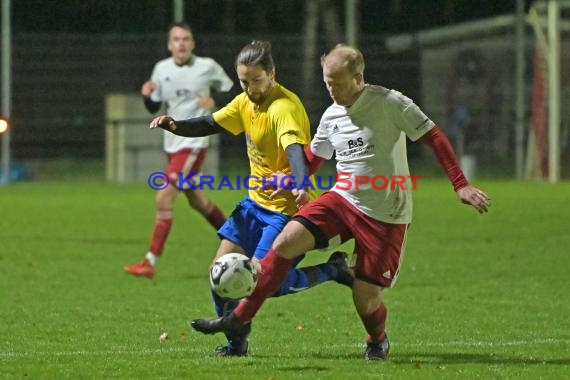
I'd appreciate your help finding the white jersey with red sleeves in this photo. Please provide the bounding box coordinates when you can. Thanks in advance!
[310,85,434,224]
[149,56,233,153]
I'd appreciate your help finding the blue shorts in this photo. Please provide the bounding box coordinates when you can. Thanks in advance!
[218,196,300,262]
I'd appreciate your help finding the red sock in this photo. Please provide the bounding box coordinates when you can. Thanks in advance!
[204,204,226,229]
[233,249,294,322]
[361,303,388,343]
[148,208,173,256]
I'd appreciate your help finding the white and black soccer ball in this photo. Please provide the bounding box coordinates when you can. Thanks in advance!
[210,253,258,300]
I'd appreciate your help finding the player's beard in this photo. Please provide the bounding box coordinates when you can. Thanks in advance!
[246,82,274,105]
[246,92,267,105]
[247,88,271,106]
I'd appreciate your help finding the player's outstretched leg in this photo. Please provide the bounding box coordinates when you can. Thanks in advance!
[193,248,297,354]
[326,251,354,287]
[271,251,354,296]
[193,313,251,356]
[210,289,248,356]
[192,312,250,340]
[215,341,249,357]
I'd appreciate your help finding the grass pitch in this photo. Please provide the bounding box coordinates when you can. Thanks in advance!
[1,179,569,379]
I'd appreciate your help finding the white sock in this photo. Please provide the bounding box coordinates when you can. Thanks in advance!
[145,252,158,267]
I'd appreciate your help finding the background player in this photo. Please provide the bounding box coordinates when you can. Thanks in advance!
[124,23,234,279]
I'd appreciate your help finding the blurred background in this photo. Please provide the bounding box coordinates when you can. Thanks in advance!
[0,0,568,183]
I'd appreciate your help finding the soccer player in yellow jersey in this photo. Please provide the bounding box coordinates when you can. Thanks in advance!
[150,41,353,356]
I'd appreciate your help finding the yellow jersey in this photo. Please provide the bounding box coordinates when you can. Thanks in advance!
[213,83,316,216]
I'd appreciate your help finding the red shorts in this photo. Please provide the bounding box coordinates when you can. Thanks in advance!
[294,191,409,288]
[166,148,207,189]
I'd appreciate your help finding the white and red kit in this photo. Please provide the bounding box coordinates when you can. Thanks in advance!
[311,85,434,224]
[149,56,234,153]
[296,85,466,287]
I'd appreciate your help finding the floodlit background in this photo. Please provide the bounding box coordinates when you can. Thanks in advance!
[1,0,568,183]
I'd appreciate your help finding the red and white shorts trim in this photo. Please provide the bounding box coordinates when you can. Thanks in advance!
[294,191,409,288]
[166,148,207,190]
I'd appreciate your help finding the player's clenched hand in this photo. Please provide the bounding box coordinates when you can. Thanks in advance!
[150,116,176,130]
[141,80,156,97]
[457,185,491,213]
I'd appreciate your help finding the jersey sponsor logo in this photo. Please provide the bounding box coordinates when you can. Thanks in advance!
[337,143,376,158]
[347,137,364,149]
[176,89,191,97]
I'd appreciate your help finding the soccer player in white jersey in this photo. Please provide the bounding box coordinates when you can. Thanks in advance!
[191,44,491,360]
[124,23,234,279]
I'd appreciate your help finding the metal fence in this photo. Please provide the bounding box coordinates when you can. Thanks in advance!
[1,31,568,178]
[0,33,416,159]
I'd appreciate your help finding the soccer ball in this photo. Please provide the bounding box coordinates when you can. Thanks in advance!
[210,253,258,300]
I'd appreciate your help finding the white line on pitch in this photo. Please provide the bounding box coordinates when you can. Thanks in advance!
[402,338,569,348]
[1,338,568,358]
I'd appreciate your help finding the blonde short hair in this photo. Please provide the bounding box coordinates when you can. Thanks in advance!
[321,44,365,75]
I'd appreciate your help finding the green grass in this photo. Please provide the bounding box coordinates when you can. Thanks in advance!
[1,179,569,379]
